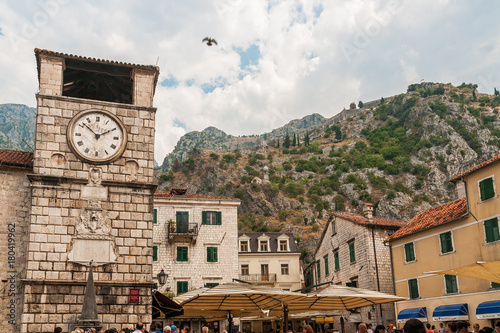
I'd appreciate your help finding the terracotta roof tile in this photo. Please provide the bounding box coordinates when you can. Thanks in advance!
[386,198,468,242]
[0,149,33,167]
[450,154,500,182]
[154,192,237,201]
[333,212,406,228]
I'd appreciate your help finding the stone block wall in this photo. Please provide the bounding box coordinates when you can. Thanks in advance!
[153,197,240,293]
[0,167,31,331]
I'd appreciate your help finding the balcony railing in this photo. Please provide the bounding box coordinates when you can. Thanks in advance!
[167,222,198,244]
[238,274,277,283]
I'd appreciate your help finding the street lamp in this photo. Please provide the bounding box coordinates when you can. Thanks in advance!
[157,269,167,286]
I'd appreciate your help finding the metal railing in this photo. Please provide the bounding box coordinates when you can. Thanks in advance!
[238,273,277,283]
[167,222,199,235]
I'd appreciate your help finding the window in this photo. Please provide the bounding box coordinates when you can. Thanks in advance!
[176,211,189,233]
[445,275,458,294]
[153,209,157,224]
[177,246,188,262]
[404,243,415,262]
[408,278,419,299]
[348,240,355,263]
[316,262,321,279]
[202,211,222,225]
[177,281,188,295]
[240,241,249,252]
[346,278,358,288]
[440,231,454,254]
[153,245,158,261]
[261,264,269,281]
[205,283,219,288]
[241,265,249,275]
[260,241,268,252]
[334,251,340,271]
[281,264,289,275]
[279,240,288,251]
[324,255,329,276]
[479,177,495,201]
[491,282,500,289]
[207,247,218,262]
[331,220,336,235]
[485,217,500,243]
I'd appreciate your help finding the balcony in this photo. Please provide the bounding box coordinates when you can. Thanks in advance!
[238,274,277,284]
[167,222,198,244]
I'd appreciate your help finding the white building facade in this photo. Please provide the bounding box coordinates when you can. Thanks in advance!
[153,189,240,294]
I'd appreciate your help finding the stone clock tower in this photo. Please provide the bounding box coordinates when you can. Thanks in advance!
[21,49,159,333]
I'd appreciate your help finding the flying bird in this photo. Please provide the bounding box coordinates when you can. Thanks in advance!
[202,37,217,46]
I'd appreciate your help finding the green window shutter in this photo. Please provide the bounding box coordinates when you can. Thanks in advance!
[349,242,355,263]
[440,232,453,253]
[316,262,320,279]
[324,256,329,276]
[216,211,222,225]
[485,218,500,243]
[334,252,340,270]
[202,211,207,225]
[405,243,415,262]
[445,275,458,293]
[492,282,500,288]
[153,209,157,224]
[153,245,158,261]
[480,178,495,201]
[177,247,188,261]
[408,279,419,299]
[177,281,188,294]
[207,247,218,262]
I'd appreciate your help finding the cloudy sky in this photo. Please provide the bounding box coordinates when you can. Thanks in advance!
[1,1,500,161]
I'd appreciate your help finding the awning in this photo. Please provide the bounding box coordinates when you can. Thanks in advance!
[476,300,500,320]
[397,307,427,323]
[432,303,469,321]
[153,291,183,318]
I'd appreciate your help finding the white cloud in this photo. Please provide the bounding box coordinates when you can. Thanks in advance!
[0,0,499,162]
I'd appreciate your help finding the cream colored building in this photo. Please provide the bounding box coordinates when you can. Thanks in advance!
[237,232,302,291]
[387,154,500,328]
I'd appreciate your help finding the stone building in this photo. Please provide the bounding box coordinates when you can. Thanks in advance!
[309,204,405,332]
[152,189,240,330]
[0,150,33,329]
[0,49,160,333]
[387,154,500,328]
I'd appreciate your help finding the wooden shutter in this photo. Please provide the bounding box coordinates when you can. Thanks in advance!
[316,262,320,279]
[216,211,222,225]
[153,245,157,261]
[405,243,415,262]
[153,209,157,224]
[480,178,495,200]
[445,275,457,293]
[349,242,355,263]
[440,232,453,253]
[177,247,188,261]
[202,211,207,225]
[409,279,419,298]
[485,218,500,243]
[324,255,329,276]
[334,252,339,270]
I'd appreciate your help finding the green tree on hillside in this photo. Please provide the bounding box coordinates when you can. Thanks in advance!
[292,133,297,147]
[304,132,310,146]
[358,101,364,108]
[284,133,291,148]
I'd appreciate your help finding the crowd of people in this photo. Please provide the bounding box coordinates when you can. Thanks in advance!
[56,322,191,333]
[355,320,500,333]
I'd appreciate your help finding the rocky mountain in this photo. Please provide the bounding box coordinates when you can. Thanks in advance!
[156,82,500,261]
[0,104,36,151]
[160,113,326,171]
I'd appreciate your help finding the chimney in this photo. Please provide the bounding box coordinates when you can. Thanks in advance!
[455,180,466,199]
[363,203,374,223]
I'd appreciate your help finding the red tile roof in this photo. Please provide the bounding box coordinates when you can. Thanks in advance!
[154,192,237,201]
[450,154,500,182]
[334,212,406,228]
[386,198,468,242]
[0,149,33,167]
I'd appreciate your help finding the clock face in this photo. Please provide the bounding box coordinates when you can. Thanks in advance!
[67,110,127,164]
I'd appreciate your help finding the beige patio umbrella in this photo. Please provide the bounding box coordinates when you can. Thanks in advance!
[424,260,500,284]
[287,284,406,312]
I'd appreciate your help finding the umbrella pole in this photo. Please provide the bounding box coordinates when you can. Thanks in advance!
[283,304,289,333]
[228,311,233,333]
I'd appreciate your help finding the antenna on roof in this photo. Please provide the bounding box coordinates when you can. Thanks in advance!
[156,56,159,66]
[22,139,34,152]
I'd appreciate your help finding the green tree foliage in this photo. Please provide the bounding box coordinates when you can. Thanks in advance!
[284,133,291,148]
[358,101,364,108]
[292,133,297,147]
[304,132,310,146]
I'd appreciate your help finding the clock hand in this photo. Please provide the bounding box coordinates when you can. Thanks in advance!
[99,127,116,136]
[83,123,100,139]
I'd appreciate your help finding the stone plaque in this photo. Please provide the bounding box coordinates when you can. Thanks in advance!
[68,239,116,265]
